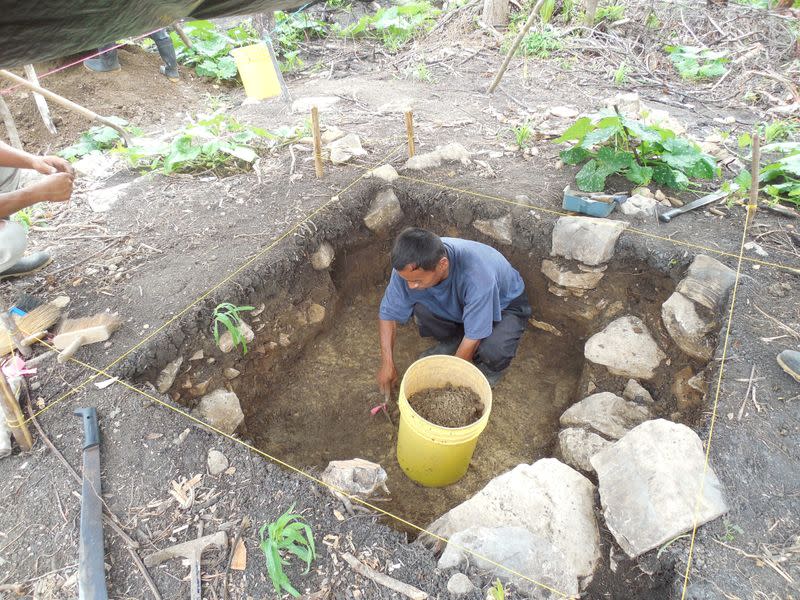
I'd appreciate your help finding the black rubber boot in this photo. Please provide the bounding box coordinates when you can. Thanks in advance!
[476,361,505,388]
[418,337,461,359]
[777,350,800,383]
[0,251,52,280]
[152,35,179,81]
[84,46,121,72]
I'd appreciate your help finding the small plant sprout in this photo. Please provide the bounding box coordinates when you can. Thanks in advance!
[413,62,434,83]
[613,62,629,86]
[488,578,506,600]
[511,122,533,149]
[212,302,255,354]
[259,504,316,598]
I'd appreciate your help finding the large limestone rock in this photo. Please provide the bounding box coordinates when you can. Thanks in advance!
[311,242,334,270]
[619,194,658,220]
[558,428,611,473]
[591,419,728,558]
[542,259,605,290]
[428,459,600,592]
[439,526,580,598]
[473,214,512,245]
[551,217,627,266]
[404,143,471,170]
[584,316,666,379]
[560,392,650,440]
[365,164,398,183]
[327,133,367,165]
[364,188,403,234]
[87,182,132,212]
[661,292,715,360]
[676,255,736,311]
[192,389,244,434]
[321,458,388,499]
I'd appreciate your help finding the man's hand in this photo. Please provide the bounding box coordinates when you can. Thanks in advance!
[31,155,74,176]
[23,172,74,203]
[376,361,398,395]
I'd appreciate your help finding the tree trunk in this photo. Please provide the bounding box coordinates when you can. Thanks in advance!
[482,0,510,27]
[584,0,599,25]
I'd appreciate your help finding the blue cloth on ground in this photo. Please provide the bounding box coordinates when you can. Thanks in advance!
[379,238,525,340]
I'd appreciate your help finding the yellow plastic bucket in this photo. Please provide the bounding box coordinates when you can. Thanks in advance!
[230,44,281,100]
[396,355,492,487]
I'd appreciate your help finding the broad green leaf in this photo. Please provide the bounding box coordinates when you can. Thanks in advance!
[651,163,689,190]
[737,133,752,149]
[580,126,620,149]
[560,146,592,165]
[761,142,800,154]
[596,146,634,172]
[554,117,593,143]
[575,160,609,192]
[685,154,717,180]
[625,162,653,185]
[621,118,663,143]
[220,144,258,162]
[733,170,752,191]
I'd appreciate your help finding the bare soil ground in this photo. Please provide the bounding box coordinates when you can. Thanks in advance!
[0,2,798,599]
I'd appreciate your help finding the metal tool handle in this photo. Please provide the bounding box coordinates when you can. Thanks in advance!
[74,407,100,449]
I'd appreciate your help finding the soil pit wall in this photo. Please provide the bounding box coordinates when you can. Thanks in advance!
[144,180,713,536]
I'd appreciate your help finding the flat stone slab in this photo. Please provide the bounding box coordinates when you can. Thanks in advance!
[558,427,612,473]
[661,291,715,360]
[584,316,666,379]
[291,96,340,113]
[591,419,729,558]
[676,254,736,311]
[473,214,512,245]
[427,459,600,591]
[551,216,627,266]
[542,259,605,290]
[560,392,651,440]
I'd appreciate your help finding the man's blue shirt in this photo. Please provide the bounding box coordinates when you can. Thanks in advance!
[378,238,525,340]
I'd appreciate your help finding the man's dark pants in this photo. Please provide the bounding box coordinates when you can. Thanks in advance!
[413,293,532,372]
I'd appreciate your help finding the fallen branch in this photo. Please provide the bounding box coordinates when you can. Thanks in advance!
[341,552,428,600]
[713,539,794,584]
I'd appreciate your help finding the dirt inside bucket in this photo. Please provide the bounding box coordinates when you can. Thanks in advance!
[408,385,483,427]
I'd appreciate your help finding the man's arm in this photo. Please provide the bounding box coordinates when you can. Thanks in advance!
[376,318,398,393]
[454,337,480,362]
[0,140,74,175]
[0,174,74,219]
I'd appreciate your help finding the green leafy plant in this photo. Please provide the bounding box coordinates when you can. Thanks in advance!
[339,2,440,52]
[507,28,562,58]
[274,11,330,71]
[721,520,744,542]
[645,11,660,28]
[555,111,718,192]
[561,0,575,22]
[759,142,800,207]
[212,302,255,353]
[117,113,269,175]
[412,62,434,83]
[613,62,629,86]
[539,0,556,24]
[10,206,41,230]
[595,3,625,22]
[665,45,728,80]
[510,122,533,149]
[259,504,316,598]
[170,20,261,81]
[59,118,138,161]
[488,579,506,600]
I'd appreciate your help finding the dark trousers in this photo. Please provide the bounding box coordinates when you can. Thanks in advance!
[413,293,532,372]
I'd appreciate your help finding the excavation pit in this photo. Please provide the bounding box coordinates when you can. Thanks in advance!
[154,183,715,539]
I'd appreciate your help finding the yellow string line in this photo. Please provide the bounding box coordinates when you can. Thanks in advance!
[390,173,800,275]
[22,143,406,424]
[39,353,570,598]
[680,206,753,598]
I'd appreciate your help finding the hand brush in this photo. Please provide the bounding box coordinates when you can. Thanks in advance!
[53,312,122,363]
[0,303,62,356]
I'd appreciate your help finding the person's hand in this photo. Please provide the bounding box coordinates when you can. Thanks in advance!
[30,155,74,177]
[376,361,398,395]
[22,172,74,203]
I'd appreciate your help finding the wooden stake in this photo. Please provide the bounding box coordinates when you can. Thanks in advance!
[0,70,131,145]
[748,130,760,217]
[0,93,22,149]
[173,22,193,49]
[311,106,323,179]
[404,111,416,158]
[487,0,546,94]
[23,65,57,135]
[0,371,32,451]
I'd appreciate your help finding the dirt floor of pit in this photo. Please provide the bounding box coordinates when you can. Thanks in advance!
[241,284,582,532]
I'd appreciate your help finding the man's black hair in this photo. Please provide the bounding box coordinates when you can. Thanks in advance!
[391,228,446,271]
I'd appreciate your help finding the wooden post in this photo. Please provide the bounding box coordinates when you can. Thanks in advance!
[404,111,416,158]
[0,93,22,149]
[0,70,131,145]
[0,371,33,451]
[584,0,600,25]
[748,131,760,216]
[311,106,323,179]
[173,22,193,49]
[486,0,546,94]
[23,65,57,135]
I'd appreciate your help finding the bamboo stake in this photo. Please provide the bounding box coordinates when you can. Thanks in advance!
[0,371,32,451]
[311,106,323,179]
[0,70,131,145]
[486,0,546,94]
[404,111,416,158]
[23,65,57,135]
[0,94,22,149]
[748,130,760,216]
